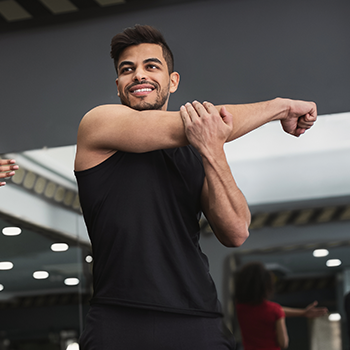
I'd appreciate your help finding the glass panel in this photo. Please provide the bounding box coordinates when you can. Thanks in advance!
[0,211,92,349]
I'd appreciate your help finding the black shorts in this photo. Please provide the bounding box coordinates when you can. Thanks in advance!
[79,304,236,350]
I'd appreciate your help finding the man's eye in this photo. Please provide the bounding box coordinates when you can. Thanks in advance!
[120,67,132,73]
[147,64,157,70]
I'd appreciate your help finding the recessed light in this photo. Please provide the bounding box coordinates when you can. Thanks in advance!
[33,271,49,279]
[2,227,22,236]
[329,313,341,321]
[51,243,69,252]
[313,249,329,258]
[64,278,79,286]
[0,261,14,270]
[0,284,4,291]
[85,255,93,263]
[326,259,341,267]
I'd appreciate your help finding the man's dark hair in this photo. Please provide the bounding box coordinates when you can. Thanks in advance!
[234,262,274,305]
[110,24,174,75]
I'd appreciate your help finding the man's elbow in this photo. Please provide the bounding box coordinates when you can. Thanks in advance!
[221,227,249,248]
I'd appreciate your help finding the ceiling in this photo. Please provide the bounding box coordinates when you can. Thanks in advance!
[0,0,202,33]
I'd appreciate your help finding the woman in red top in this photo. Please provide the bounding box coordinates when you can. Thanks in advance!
[235,262,288,350]
[235,262,328,350]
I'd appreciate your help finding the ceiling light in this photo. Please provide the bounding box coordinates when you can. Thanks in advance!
[0,0,32,22]
[0,284,4,291]
[313,249,329,258]
[0,261,14,270]
[39,0,77,15]
[54,186,66,202]
[85,255,93,263]
[23,171,36,190]
[329,313,341,322]
[66,342,79,350]
[326,259,341,267]
[64,278,79,286]
[33,271,49,279]
[2,227,22,236]
[44,182,57,198]
[34,177,47,194]
[94,0,125,6]
[51,243,69,252]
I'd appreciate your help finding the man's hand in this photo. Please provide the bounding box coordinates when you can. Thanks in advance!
[280,99,317,137]
[0,159,18,187]
[180,101,233,156]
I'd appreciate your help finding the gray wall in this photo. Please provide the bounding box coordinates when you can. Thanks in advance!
[1,0,349,153]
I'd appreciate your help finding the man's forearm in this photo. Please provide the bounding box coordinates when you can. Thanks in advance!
[201,150,251,247]
[216,98,289,141]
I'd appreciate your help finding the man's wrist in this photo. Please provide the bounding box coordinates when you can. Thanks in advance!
[271,97,291,122]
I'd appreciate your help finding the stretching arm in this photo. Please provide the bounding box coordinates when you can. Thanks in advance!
[282,301,328,318]
[218,97,317,141]
[75,98,317,171]
[180,101,250,247]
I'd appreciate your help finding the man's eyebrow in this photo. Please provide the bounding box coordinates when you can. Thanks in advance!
[144,58,163,65]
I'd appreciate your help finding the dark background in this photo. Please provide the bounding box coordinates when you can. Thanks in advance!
[1,0,349,153]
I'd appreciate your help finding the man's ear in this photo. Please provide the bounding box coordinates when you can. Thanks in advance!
[169,72,180,93]
[115,79,120,96]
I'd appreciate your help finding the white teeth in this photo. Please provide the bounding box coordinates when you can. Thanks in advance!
[133,88,152,93]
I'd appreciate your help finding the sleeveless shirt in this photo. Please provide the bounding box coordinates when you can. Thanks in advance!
[75,146,222,317]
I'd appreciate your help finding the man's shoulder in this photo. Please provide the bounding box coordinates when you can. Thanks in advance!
[78,104,134,132]
[84,103,130,120]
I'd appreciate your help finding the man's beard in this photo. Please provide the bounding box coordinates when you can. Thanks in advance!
[119,81,170,111]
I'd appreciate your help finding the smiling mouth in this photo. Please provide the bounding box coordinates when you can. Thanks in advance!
[128,83,156,96]
[132,88,153,94]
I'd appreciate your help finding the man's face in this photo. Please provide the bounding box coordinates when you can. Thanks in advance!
[116,44,179,111]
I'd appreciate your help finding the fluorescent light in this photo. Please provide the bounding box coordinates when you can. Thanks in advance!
[326,259,342,267]
[313,249,329,258]
[33,271,49,279]
[329,313,341,322]
[0,261,14,270]
[0,284,4,291]
[51,243,69,252]
[2,227,22,236]
[64,278,79,286]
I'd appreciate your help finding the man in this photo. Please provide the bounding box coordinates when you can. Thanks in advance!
[0,158,18,186]
[74,25,317,349]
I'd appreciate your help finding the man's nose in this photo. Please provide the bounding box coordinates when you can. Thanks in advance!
[133,68,147,82]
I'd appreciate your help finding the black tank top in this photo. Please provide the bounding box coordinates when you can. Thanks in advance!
[75,146,221,317]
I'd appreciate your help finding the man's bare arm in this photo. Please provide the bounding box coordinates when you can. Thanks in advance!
[77,104,187,153]
[218,97,317,141]
[75,104,188,170]
[180,102,250,247]
[75,98,317,171]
